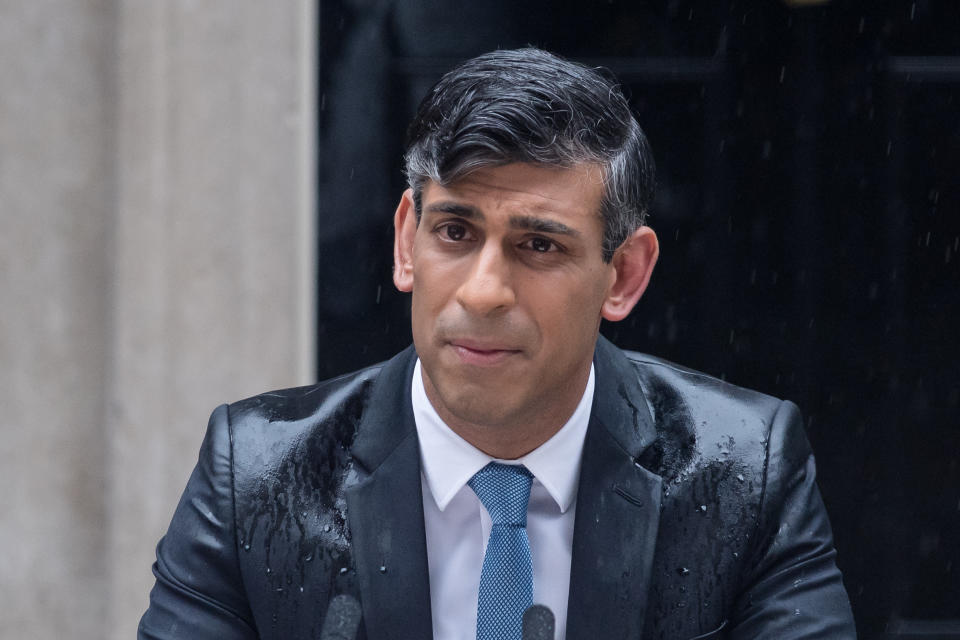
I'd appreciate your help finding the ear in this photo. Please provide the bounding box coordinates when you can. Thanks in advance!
[601,226,659,322]
[393,189,418,292]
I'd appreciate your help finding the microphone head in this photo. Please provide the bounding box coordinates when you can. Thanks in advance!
[320,594,363,640]
[522,604,556,640]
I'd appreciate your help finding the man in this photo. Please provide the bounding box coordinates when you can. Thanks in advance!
[140,48,856,639]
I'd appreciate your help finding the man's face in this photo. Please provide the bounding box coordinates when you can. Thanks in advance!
[393,163,622,453]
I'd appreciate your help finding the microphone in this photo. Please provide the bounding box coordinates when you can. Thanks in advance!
[522,604,555,640]
[320,594,363,640]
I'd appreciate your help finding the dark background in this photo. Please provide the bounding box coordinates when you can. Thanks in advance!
[315,1,959,637]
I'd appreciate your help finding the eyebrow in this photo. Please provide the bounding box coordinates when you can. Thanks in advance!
[424,201,479,218]
[509,215,581,237]
[424,201,582,237]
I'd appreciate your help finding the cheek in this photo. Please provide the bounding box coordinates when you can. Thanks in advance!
[412,267,454,314]
[410,260,461,336]
[527,276,606,334]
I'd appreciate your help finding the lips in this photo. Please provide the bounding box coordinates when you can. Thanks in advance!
[448,339,522,366]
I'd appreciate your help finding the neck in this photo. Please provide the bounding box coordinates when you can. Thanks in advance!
[422,363,592,460]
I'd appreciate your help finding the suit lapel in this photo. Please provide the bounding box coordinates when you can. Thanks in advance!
[342,338,661,639]
[345,347,433,640]
[566,337,662,639]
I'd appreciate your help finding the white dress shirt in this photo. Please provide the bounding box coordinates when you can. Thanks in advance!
[412,359,594,640]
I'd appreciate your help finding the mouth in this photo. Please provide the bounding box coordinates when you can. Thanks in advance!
[448,340,522,366]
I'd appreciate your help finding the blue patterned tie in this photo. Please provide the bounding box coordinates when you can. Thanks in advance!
[469,463,534,640]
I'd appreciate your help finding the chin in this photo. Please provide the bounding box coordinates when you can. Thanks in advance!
[442,386,519,428]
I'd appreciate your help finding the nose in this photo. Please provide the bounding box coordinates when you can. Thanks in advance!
[455,244,516,315]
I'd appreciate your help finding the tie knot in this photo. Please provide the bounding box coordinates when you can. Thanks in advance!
[468,463,533,527]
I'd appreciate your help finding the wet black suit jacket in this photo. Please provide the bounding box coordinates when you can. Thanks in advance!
[139,337,856,639]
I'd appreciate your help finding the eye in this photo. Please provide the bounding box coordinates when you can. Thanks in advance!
[523,236,560,253]
[437,222,470,241]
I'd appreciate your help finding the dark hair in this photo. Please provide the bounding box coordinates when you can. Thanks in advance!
[404,47,655,262]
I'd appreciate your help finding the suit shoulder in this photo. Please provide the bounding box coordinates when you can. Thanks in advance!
[623,350,783,428]
[620,350,790,483]
[221,361,388,488]
[227,361,385,428]
[223,361,390,547]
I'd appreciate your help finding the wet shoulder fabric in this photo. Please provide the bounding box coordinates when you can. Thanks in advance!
[577,338,856,639]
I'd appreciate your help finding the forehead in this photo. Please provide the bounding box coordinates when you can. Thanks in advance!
[422,163,606,227]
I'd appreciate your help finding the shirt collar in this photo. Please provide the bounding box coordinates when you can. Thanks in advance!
[412,358,594,514]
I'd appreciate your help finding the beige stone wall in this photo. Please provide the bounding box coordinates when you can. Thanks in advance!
[0,2,317,638]
[0,2,114,637]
